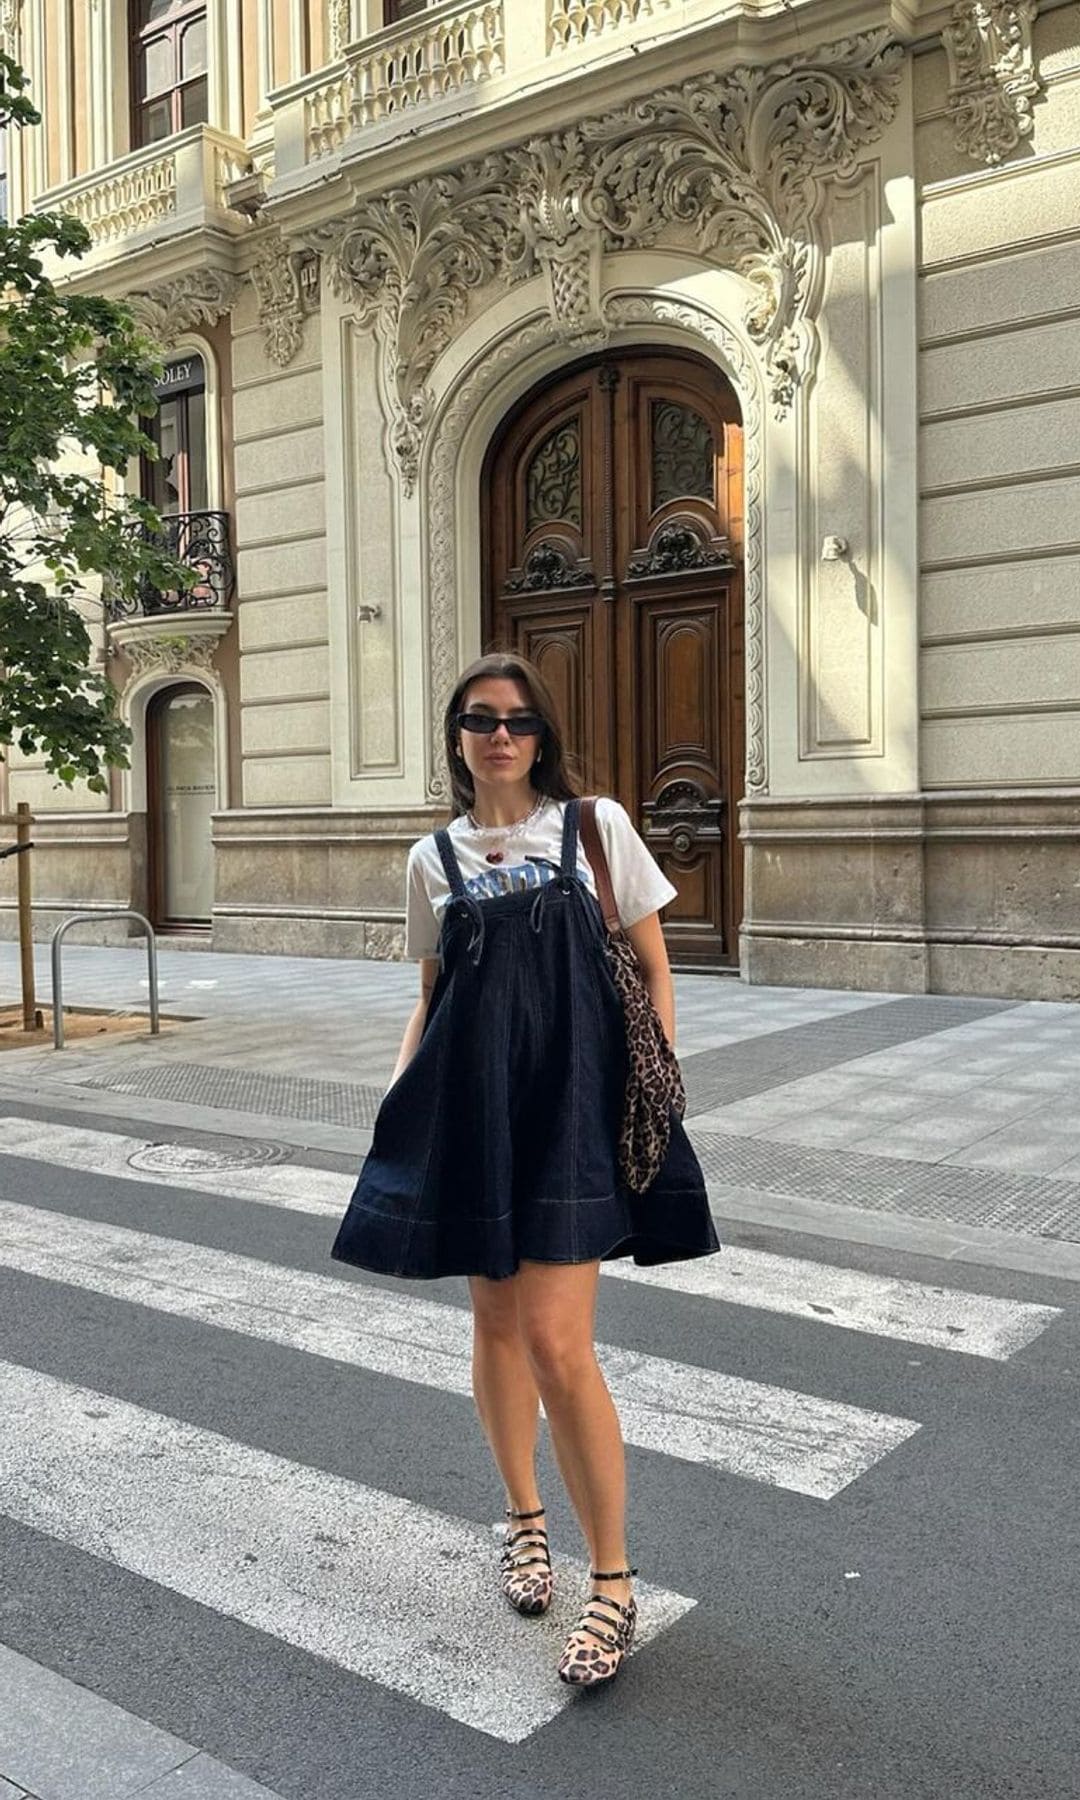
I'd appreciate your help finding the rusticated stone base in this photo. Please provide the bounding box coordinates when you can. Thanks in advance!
[0,811,147,946]
[740,788,1080,1001]
[7,794,1080,998]
[209,806,439,960]
[740,930,930,994]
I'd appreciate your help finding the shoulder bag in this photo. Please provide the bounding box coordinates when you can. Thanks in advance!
[579,797,687,1194]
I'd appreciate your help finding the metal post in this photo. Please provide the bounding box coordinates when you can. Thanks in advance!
[50,911,161,1050]
[16,804,39,1031]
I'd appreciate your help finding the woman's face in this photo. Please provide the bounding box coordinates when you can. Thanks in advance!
[456,675,542,794]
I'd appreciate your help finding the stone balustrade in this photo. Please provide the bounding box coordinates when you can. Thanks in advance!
[274,0,766,181]
[35,126,252,274]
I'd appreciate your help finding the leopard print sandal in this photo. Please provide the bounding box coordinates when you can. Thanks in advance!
[556,1565,638,1687]
[499,1505,553,1616]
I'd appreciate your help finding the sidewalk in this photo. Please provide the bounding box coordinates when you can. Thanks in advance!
[3,941,1080,1278]
[0,1643,284,1800]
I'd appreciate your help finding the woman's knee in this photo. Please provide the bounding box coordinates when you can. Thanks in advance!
[519,1326,596,1393]
[468,1273,521,1342]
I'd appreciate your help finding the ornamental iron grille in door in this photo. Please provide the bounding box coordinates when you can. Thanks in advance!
[482,350,745,968]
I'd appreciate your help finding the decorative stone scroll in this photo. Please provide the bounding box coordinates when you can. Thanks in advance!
[124,269,241,347]
[943,0,1043,165]
[112,625,229,681]
[308,29,902,493]
[251,231,321,368]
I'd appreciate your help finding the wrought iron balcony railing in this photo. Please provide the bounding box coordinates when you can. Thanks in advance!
[107,510,235,620]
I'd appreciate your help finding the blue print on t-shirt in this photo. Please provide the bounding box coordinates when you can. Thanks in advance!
[462,859,555,901]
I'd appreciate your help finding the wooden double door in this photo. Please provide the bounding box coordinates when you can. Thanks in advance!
[483,349,745,967]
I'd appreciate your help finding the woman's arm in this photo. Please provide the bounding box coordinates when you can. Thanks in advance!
[389,958,440,1086]
[624,911,676,1049]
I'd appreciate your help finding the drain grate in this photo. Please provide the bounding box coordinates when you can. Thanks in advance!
[690,1129,1080,1242]
[680,996,1017,1115]
[85,1062,385,1128]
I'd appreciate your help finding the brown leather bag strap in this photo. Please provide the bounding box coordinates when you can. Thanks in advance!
[579,797,621,933]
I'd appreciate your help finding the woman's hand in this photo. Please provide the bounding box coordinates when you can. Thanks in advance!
[624,911,676,1048]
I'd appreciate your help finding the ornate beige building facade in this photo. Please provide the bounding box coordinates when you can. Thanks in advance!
[2,0,1079,997]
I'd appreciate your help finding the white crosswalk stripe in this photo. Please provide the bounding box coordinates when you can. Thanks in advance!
[605,1246,1060,1360]
[0,1357,693,1743]
[0,1201,917,1498]
[0,1118,1061,1357]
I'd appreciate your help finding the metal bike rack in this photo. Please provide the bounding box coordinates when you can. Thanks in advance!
[50,911,160,1050]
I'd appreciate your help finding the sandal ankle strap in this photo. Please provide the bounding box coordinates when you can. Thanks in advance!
[506,1505,545,1520]
[589,1566,637,1581]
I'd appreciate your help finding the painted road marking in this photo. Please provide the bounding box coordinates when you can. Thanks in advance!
[606,1247,1060,1361]
[0,1119,1060,1360]
[0,1201,918,1498]
[0,1357,694,1742]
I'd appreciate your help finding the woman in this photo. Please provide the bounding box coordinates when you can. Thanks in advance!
[331,652,720,1689]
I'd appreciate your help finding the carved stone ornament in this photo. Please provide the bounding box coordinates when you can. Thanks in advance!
[308,29,902,491]
[327,0,353,59]
[626,520,733,580]
[116,632,222,680]
[125,269,242,347]
[943,0,1043,165]
[251,232,321,368]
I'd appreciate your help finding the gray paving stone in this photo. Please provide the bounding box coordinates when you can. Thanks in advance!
[0,1643,192,1800]
[0,1650,284,1800]
[134,1752,283,1799]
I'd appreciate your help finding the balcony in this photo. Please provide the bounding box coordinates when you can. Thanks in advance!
[34,126,252,290]
[106,511,235,671]
[268,0,817,198]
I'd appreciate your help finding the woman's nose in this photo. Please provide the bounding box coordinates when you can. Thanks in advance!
[491,721,512,743]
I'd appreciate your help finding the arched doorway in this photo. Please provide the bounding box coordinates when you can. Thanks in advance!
[146,682,216,929]
[482,348,745,968]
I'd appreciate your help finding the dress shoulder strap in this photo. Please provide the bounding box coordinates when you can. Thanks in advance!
[559,797,580,879]
[433,827,467,898]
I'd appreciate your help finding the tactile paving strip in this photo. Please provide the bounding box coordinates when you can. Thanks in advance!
[85,1062,385,1128]
[679,996,1017,1115]
[691,1130,1080,1242]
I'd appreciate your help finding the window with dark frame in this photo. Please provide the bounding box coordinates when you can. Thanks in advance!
[141,355,208,516]
[131,0,209,148]
[385,0,430,22]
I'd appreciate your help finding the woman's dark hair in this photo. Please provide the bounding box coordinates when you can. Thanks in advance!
[443,652,582,818]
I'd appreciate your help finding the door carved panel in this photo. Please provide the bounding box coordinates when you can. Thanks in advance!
[483,351,744,967]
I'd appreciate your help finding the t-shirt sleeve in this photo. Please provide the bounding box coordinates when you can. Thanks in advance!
[405,839,441,961]
[594,798,678,928]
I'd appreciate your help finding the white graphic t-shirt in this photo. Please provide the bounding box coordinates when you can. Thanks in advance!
[405,796,678,961]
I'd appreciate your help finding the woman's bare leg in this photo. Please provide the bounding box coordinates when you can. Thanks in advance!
[513,1260,633,1625]
[467,1273,544,1514]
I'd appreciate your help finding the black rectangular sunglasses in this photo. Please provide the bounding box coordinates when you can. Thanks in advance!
[456,711,544,736]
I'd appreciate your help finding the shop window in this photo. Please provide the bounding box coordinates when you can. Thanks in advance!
[141,353,208,516]
[131,0,209,148]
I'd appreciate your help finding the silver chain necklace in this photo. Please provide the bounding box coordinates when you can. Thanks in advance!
[465,794,546,863]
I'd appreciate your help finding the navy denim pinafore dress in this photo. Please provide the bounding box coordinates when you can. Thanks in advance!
[330,799,721,1282]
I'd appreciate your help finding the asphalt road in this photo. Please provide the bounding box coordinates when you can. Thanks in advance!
[0,1101,1078,1800]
